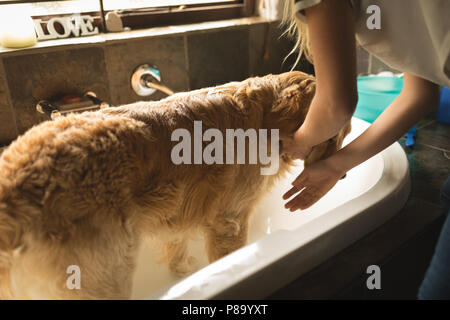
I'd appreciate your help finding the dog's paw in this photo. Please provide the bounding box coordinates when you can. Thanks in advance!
[169,256,198,276]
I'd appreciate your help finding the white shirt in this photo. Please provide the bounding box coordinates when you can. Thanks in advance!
[294,0,450,86]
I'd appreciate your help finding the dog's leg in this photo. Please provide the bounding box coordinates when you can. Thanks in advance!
[10,226,140,300]
[204,208,251,262]
[165,237,196,276]
[0,268,13,299]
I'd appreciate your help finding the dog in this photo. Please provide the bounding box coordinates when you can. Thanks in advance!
[0,71,350,299]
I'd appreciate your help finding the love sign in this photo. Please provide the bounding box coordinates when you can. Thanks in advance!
[33,15,99,41]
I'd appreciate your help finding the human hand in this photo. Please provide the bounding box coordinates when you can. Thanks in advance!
[280,131,313,161]
[283,157,345,211]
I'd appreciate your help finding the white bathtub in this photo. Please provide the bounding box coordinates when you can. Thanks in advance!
[131,117,411,299]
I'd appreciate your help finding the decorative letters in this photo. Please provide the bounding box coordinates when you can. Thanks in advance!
[33,15,99,41]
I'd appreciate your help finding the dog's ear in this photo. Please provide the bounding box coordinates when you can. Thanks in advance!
[273,77,315,112]
[304,120,352,166]
[264,78,316,134]
[304,139,335,166]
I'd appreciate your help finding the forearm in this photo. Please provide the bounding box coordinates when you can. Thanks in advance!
[295,0,357,148]
[329,74,440,173]
[294,94,355,148]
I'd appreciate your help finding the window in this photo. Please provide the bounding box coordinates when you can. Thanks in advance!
[0,0,255,34]
[103,1,239,11]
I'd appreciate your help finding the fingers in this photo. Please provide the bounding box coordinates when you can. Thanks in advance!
[292,172,307,188]
[282,186,299,200]
[282,172,307,200]
[279,135,309,160]
[284,187,312,211]
[285,187,323,212]
[285,195,300,210]
[283,170,307,199]
[282,159,342,212]
[283,172,324,211]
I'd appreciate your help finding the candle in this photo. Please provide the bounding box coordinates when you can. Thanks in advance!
[0,6,37,48]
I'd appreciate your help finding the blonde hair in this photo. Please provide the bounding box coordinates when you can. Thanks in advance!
[282,0,313,65]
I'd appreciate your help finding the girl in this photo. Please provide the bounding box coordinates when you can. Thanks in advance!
[280,0,449,299]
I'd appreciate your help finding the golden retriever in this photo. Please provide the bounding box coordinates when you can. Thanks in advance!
[0,71,350,299]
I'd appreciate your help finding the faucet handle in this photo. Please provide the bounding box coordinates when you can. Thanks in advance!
[84,91,109,109]
[131,64,174,97]
[36,100,61,119]
[36,92,109,119]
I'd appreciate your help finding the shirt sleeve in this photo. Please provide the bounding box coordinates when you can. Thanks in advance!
[294,0,322,22]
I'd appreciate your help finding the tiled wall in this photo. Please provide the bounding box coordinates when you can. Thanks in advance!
[0,60,18,144]
[104,35,188,104]
[0,19,390,146]
[3,47,111,135]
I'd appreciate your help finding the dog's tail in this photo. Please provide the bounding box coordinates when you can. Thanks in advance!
[0,204,20,299]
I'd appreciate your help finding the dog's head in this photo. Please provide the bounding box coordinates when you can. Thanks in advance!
[303,122,351,166]
[262,71,351,165]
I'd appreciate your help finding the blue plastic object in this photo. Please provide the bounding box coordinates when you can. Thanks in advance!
[405,125,417,148]
[355,75,418,148]
[437,86,450,124]
[354,76,404,123]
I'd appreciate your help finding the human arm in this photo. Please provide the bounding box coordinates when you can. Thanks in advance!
[284,73,441,211]
[281,0,358,159]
